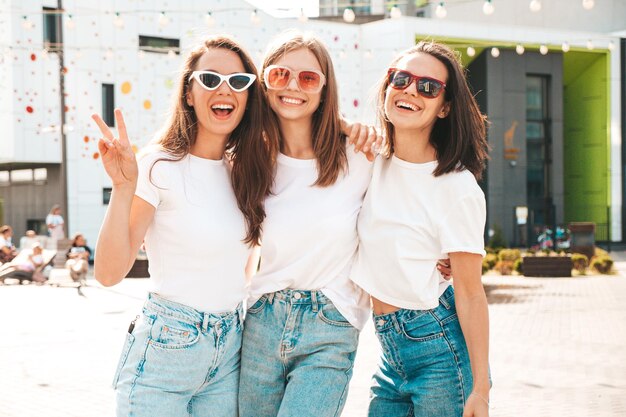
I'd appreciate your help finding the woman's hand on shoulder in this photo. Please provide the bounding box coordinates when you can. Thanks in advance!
[91,109,138,189]
[340,117,384,162]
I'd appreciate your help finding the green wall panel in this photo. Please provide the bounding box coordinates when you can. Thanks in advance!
[563,52,610,229]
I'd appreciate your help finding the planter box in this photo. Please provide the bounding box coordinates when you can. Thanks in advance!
[126,259,149,278]
[523,256,572,277]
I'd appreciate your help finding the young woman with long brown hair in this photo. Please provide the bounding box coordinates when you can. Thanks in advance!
[352,40,491,417]
[91,35,278,417]
[237,30,381,417]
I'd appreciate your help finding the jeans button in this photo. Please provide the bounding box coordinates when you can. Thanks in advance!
[293,292,302,300]
[376,319,386,326]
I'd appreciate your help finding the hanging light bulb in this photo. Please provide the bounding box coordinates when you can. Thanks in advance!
[168,50,177,60]
[586,39,594,50]
[539,44,548,55]
[516,44,525,55]
[483,0,495,15]
[158,11,169,27]
[113,12,124,28]
[467,46,476,57]
[343,8,356,22]
[65,14,75,29]
[250,9,261,25]
[582,0,594,10]
[561,41,570,52]
[205,11,215,27]
[390,5,402,18]
[529,0,542,12]
[339,49,347,59]
[435,2,447,18]
[74,49,82,59]
[298,8,308,23]
[105,48,114,59]
[21,16,34,30]
[608,40,615,51]
[364,49,373,59]
[490,47,500,58]
[138,50,146,59]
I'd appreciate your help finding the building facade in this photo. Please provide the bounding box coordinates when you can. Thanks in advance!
[0,0,623,249]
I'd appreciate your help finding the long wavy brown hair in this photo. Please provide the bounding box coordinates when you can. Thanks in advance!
[261,31,347,186]
[377,41,489,179]
[152,35,279,245]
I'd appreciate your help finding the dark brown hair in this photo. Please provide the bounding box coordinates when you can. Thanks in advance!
[377,40,489,179]
[152,35,279,245]
[261,30,347,186]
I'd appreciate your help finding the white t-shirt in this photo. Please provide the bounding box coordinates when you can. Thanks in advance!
[135,149,250,313]
[351,155,486,311]
[248,145,373,329]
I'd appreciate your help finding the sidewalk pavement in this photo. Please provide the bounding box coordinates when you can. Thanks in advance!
[1,259,626,416]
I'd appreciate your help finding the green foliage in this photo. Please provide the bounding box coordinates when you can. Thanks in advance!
[590,255,613,274]
[498,249,521,262]
[495,260,514,275]
[488,224,507,249]
[513,258,523,274]
[571,253,589,273]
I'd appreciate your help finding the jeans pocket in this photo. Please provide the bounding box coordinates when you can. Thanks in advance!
[317,302,353,328]
[401,315,445,342]
[149,314,200,350]
[112,332,135,389]
[247,295,267,315]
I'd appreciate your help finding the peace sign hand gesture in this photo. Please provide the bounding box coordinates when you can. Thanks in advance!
[91,109,138,189]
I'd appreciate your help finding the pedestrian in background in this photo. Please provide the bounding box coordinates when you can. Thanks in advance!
[46,204,65,241]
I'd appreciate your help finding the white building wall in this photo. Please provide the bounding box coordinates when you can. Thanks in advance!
[0,1,623,243]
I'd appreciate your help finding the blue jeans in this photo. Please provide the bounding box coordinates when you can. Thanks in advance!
[239,289,359,417]
[113,293,243,417]
[368,286,474,417]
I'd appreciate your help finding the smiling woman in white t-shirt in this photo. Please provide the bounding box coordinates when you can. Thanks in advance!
[90,36,278,417]
[352,41,491,417]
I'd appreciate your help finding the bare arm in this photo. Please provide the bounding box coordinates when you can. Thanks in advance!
[449,251,490,417]
[92,109,153,286]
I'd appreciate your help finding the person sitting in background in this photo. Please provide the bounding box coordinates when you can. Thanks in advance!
[20,230,41,250]
[0,225,17,264]
[0,243,46,283]
[65,233,92,282]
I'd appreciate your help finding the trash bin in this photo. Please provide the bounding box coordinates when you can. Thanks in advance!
[568,222,595,259]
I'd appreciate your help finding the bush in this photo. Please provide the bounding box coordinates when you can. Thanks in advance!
[484,253,498,270]
[498,249,521,262]
[488,224,507,249]
[513,258,523,274]
[482,258,491,274]
[495,260,514,275]
[590,255,613,274]
[571,253,588,273]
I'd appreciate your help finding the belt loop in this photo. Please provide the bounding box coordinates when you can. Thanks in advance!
[439,293,451,309]
[202,313,209,332]
[267,292,275,304]
[238,304,244,327]
[391,314,402,333]
[311,291,319,313]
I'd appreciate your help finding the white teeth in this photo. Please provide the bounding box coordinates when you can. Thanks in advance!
[396,100,418,111]
[281,97,304,105]
[211,104,234,110]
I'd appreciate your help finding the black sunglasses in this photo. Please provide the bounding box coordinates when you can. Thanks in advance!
[189,71,256,92]
[387,68,446,99]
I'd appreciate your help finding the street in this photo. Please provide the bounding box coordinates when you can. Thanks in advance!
[1,265,626,416]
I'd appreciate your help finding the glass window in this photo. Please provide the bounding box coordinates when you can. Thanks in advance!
[138,35,180,54]
[103,188,112,205]
[10,169,34,182]
[42,7,62,50]
[102,84,115,126]
[34,168,47,181]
